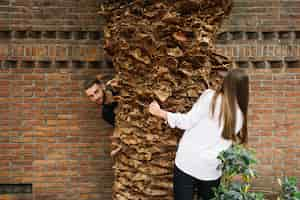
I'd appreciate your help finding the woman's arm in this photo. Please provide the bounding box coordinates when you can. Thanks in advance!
[148,89,213,130]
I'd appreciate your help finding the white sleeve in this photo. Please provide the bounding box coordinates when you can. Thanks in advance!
[235,108,244,134]
[166,89,213,130]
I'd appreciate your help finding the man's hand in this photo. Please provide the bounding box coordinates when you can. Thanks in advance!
[104,90,114,104]
[106,78,118,87]
[149,101,167,120]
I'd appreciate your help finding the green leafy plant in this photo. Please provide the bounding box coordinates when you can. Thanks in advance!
[277,177,300,200]
[217,145,257,185]
[213,144,265,200]
[214,145,300,200]
[213,182,265,200]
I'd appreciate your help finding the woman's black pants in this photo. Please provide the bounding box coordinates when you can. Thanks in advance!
[173,165,221,200]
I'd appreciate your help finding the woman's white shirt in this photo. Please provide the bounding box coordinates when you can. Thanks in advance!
[167,89,244,180]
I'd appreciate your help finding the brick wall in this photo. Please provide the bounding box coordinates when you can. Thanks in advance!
[216,0,300,194]
[0,0,299,199]
[0,67,115,200]
[0,0,114,200]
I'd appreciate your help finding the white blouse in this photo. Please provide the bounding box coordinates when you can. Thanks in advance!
[167,89,244,180]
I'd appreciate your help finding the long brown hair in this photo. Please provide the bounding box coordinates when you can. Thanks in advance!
[210,68,249,144]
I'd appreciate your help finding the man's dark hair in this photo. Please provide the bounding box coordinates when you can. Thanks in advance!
[83,79,103,90]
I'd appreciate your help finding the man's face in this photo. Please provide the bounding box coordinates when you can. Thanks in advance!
[85,83,104,105]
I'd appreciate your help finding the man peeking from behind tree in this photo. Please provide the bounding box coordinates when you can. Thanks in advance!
[84,76,118,126]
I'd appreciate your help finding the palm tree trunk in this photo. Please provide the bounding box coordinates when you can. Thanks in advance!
[100,0,233,199]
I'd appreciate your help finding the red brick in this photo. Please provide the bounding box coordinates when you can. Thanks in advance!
[23,74,45,80]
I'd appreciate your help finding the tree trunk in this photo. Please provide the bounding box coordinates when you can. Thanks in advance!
[100,0,233,199]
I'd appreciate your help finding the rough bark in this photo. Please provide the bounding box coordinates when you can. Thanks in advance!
[100,0,233,199]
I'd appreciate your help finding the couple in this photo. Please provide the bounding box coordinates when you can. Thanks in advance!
[84,68,249,200]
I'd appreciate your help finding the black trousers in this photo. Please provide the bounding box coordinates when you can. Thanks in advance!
[173,165,221,200]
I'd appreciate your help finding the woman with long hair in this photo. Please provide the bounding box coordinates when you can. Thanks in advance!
[149,68,249,200]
